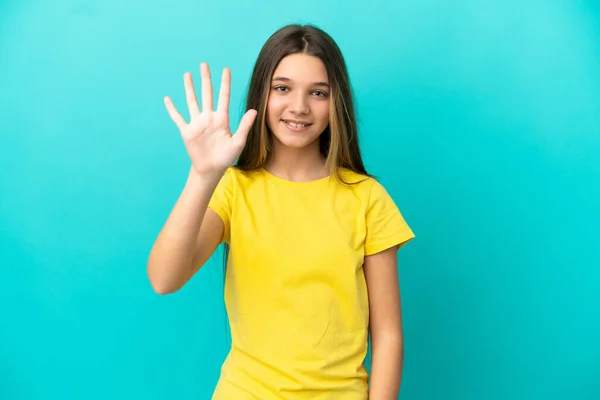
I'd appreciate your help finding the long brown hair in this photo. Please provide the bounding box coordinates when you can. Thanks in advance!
[235,23,371,182]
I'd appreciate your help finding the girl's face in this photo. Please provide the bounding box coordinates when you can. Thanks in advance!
[266,53,330,151]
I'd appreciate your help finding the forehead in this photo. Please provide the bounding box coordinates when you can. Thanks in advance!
[272,53,328,83]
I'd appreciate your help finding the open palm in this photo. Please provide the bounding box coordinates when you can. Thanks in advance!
[164,63,257,175]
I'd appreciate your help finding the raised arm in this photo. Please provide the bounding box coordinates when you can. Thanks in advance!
[147,63,256,294]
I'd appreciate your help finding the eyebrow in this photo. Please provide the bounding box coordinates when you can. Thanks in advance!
[272,76,330,88]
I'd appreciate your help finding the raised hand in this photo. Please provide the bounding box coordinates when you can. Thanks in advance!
[164,63,257,176]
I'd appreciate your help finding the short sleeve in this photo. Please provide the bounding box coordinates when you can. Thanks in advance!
[365,180,415,256]
[208,168,234,244]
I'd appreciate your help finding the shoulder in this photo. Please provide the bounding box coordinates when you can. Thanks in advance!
[216,166,268,195]
[336,168,382,195]
[335,168,405,213]
[221,166,262,182]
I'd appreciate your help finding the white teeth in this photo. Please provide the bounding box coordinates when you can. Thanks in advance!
[284,120,309,128]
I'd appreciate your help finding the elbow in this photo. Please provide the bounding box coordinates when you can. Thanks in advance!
[146,265,180,295]
[150,280,177,295]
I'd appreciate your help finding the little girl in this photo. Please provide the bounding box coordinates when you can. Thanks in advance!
[148,23,415,400]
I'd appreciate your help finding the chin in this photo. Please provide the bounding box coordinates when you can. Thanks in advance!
[274,135,316,149]
[269,128,315,149]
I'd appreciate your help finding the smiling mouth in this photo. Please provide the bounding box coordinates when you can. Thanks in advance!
[282,120,312,128]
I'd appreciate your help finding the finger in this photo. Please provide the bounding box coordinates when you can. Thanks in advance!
[164,96,186,130]
[232,109,258,149]
[183,72,200,118]
[201,62,214,112]
[217,67,231,114]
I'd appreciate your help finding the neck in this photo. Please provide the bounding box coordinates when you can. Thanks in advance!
[265,140,328,182]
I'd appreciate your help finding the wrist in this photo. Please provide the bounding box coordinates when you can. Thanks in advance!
[186,166,224,190]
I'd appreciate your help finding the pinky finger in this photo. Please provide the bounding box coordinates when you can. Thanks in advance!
[164,96,187,130]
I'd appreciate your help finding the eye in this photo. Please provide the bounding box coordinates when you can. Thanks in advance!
[273,86,289,93]
[313,90,328,97]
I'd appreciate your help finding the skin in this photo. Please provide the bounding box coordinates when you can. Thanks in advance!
[364,247,405,399]
[263,53,331,182]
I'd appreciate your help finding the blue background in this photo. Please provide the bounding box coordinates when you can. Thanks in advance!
[1,0,599,399]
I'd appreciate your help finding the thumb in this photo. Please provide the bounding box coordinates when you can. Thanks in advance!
[232,109,258,149]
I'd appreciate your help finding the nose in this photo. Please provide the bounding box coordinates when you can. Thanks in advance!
[289,92,310,116]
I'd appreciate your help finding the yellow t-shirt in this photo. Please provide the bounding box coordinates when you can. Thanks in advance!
[208,167,415,399]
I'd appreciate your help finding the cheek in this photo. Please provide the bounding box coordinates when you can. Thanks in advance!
[267,97,285,119]
[316,105,330,126]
